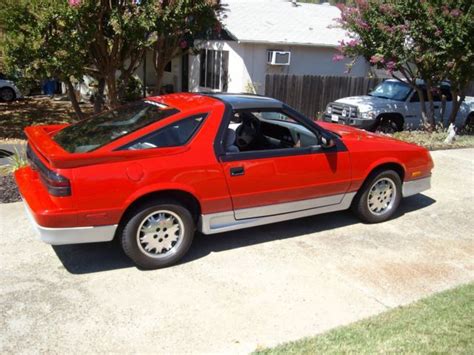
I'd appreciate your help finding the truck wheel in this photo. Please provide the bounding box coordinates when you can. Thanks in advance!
[0,87,16,102]
[464,114,474,132]
[352,170,402,224]
[121,199,195,269]
[375,117,401,134]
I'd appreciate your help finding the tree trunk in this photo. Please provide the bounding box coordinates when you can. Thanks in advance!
[448,90,465,126]
[154,67,165,95]
[415,86,430,130]
[65,78,84,120]
[424,80,436,131]
[440,95,447,127]
[153,49,169,95]
[105,73,120,108]
[94,78,106,114]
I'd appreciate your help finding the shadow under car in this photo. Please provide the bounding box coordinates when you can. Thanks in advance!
[53,193,436,274]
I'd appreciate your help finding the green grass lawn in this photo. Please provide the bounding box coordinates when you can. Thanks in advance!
[393,130,474,150]
[254,283,474,354]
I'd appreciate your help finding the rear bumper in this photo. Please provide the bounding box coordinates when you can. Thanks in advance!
[403,176,431,197]
[15,166,117,245]
[22,199,116,245]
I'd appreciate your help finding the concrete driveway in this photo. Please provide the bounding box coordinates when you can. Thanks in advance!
[1,149,473,354]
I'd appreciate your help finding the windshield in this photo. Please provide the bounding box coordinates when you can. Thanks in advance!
[368,81,412,101]
[53,101,179,153]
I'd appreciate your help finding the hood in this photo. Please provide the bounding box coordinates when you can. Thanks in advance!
[464,96,474,105]
[334,95,401,111]
[318,122,414,147]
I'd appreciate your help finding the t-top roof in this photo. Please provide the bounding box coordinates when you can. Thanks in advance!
[206,93,284,110]
[220,0,347,47]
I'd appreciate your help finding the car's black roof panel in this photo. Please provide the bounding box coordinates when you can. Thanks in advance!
[204,93,284,110]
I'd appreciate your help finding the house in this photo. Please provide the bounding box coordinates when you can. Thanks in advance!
[137,0,369,95]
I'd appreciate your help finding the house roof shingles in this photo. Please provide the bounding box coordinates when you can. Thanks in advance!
[221,0,347,47]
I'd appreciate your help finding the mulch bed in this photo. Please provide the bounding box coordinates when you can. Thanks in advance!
[0,174,21,203]
[0,96,93,139]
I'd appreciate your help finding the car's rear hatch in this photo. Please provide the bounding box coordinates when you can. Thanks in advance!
[25,125,121,169]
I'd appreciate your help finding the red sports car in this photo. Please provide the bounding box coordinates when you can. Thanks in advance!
[15,93,433,269]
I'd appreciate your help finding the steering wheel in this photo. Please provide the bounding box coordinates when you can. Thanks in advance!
[235,114,261,149]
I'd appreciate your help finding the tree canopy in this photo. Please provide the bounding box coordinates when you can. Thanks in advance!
[0,0,222,112]
[335,0,474,129]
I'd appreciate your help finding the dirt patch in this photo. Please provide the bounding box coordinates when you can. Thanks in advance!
[0,174,21,203]
[0,96,93,139]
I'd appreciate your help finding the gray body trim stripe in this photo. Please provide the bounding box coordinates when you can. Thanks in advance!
[235,193,344,219]
[199,192,357,235]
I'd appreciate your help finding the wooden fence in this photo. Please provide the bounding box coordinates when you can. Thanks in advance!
[264,74,383,119]
[264,74,474,119]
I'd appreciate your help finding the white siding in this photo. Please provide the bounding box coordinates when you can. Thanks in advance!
[189,41,369,95]
[135,50,183,92]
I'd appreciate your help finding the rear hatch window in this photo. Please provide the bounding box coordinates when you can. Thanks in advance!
[53,101,179,153]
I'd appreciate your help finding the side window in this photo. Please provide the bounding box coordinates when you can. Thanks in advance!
[440,86,453,102]
[225,110,320,154]
[122,114,206,150]
[410,89,428,103]
[411,87,451,102]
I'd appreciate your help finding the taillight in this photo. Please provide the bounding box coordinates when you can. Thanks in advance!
[27,144,71,197]
[39,170,71,197]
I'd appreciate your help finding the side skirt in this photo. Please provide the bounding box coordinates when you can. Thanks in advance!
[199,192,357,235]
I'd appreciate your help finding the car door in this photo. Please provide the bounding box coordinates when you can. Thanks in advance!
[405,90,426,129]
[219,110,352,220]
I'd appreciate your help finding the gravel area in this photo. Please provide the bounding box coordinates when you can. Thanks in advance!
[0,174,21,203]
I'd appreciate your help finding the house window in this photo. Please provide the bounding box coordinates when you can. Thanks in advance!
[164,61,172,73]
[199,49,228,91]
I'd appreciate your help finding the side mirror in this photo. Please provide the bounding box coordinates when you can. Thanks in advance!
[321,136,336,149]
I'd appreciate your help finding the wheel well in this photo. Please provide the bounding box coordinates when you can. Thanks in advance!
[376,113,404,130]
[119,190,202,228]
[467,112,474,123]
[367,163,405,183]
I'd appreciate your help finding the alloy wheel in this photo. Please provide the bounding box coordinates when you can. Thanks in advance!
[136,210,184,259]
[367,177,397,215]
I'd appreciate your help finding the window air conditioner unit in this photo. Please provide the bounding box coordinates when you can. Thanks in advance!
[267,51,291,65]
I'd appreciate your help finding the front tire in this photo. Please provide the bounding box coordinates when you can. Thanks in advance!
[121,199,195,269]
[374,116,403,134]
[352,170,402,223]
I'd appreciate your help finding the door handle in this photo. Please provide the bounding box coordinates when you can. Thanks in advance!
[230,166,245,176]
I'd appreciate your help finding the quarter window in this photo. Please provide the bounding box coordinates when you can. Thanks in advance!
[199,49,229,91]
[121,114,206,150]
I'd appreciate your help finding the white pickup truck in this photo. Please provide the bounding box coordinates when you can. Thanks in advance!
[323,79,474,133]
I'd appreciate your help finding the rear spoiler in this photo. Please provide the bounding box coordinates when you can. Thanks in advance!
[24,125,68,166]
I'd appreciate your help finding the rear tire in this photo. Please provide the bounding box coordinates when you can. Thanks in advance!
[121,199,195,269]
[0,87,16,102]
[352,170,402,223]
[464,114,474,133]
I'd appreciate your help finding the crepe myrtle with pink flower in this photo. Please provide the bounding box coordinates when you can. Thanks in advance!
[333,0,474,130]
